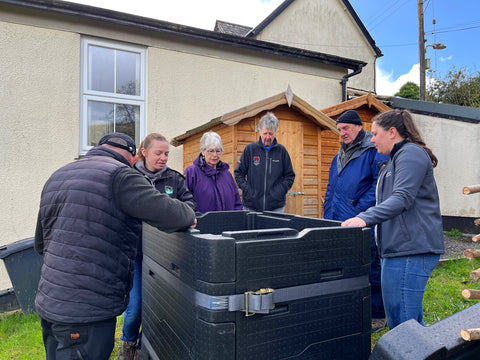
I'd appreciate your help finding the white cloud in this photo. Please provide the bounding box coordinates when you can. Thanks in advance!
[376,63,420,96]
[440,55,453,62]
[376,62,440,97]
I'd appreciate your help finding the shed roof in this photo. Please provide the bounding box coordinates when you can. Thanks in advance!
[321,92,391,117]
[171,86,338,146]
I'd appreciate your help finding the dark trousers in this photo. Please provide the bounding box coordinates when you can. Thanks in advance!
[41,317,116,360]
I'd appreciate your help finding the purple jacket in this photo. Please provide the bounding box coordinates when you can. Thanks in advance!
[185,153,242,213]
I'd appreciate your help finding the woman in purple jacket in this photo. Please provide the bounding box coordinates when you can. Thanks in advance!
[185,131,242,213]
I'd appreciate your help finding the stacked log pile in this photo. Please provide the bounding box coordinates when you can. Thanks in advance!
[460,184,480,341]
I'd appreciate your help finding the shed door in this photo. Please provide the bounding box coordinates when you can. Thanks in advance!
[275,120,322,218]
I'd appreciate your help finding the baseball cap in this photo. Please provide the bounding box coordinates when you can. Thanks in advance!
[98,132,137,156]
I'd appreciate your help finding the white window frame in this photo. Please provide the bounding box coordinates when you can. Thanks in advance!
[80,37,147,155]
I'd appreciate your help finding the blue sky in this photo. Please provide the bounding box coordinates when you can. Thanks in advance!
[62,0,479,95]
[350,0,480,94]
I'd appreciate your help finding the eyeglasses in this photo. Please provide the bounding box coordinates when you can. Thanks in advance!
[205,149,223,155]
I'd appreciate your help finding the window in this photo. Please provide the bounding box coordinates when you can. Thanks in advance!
[80,38,146,154]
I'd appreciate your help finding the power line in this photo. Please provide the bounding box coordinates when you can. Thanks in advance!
[363,2,397,25]
[367,0,410,31]
[424,0,432,11]
[430,24,480,35]
[426,20,480,34]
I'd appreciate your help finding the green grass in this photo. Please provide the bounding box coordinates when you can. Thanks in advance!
[444,228,464,237]
[371,257,480,347]
[2,258,480,358]
[0,312,44,359]
[0,312,123,359]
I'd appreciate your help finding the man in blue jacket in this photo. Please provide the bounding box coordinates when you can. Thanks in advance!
[324,110,388,333]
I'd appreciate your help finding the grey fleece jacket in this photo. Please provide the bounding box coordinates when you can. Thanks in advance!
[357,141,444,258]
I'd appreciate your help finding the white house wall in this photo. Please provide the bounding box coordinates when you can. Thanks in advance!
[253,0,377,93]
[0,8,346,289]
[414,114,480,218]
[147,47,342,171]
[0,21,81,289]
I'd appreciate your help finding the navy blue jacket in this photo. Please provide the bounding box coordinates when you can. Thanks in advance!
[358,141,445,258]
[234,138,295,211]
[35,146,195,324]
[324,131,388,221]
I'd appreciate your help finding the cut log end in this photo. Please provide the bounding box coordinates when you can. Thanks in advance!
[473,234,480,243]
[470,268,480,281]
[462,289,480,299]
[463,249,480,260]
[460,328,480,341]
[463,185,480,195]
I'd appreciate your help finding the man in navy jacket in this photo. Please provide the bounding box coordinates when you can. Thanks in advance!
[324,110,388,333]
[35,133,196,360]
[234,112,295,213]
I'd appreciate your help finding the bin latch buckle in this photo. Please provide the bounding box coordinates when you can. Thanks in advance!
[244,288,275,317]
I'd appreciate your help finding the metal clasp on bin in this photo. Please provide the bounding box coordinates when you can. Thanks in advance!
[244,288,275,317]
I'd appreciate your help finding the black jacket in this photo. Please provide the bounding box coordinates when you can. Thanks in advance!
[134,162,196,211]
[34,146,195,324]
[234,138,295,211]
[133,161,197,256]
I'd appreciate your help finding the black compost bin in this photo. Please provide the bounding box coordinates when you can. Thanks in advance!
[370,302,480,360]
[142,211,372,360]
[0,237,43,313]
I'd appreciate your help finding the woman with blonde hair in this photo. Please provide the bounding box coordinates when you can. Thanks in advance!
[119,132,196,359]
[342,109,444,330]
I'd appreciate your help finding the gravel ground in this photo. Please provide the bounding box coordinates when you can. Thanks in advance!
[442,234,480,260]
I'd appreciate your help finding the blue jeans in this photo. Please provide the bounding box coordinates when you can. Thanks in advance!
[370,236,385,319]
[381,254,439,329]
[121,256,142,346]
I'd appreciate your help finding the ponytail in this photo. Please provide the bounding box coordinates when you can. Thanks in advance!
[373,110,438,167]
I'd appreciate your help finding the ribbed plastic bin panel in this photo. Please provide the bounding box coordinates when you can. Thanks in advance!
[142,211,371,360]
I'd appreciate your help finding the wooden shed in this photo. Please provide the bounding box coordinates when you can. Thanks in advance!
[172,87,340,218]
[321,92,391,132]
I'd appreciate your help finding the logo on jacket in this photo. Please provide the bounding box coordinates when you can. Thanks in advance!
[164,186,173,194]
[253,155,260,166]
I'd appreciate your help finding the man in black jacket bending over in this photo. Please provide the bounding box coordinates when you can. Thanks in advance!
[34,133,196,360]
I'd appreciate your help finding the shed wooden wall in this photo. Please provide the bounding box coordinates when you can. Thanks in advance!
[179,105,340,218]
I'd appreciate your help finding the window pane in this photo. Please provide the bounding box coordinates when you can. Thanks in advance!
[115,104,139,144]
[116,50,141,96]
[87,101,140,147]
[88,101,114,146]
[89,45,114,93]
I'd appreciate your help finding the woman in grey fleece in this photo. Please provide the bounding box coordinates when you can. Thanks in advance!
[342,109,444,330]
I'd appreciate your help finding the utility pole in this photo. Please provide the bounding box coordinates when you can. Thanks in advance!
[418,0,425,101]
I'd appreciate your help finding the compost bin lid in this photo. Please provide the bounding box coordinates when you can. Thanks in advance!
[0,237,35,259]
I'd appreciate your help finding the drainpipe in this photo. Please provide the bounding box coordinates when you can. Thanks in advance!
[340,64,364,101]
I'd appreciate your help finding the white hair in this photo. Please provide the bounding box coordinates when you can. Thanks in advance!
[200,131,223,151]
[259,112,278,132]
